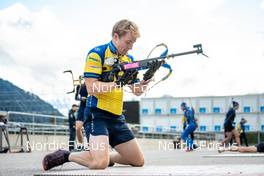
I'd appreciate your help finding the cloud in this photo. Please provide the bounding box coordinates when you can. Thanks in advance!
[0,3,84,113]
[261,0,264,9]
[1,1,264,114]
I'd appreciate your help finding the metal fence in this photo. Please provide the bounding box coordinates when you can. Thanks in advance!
[2,111,264,143]
[6,111,69,135]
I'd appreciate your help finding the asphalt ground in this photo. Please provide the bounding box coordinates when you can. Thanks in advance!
[1,149,264,176]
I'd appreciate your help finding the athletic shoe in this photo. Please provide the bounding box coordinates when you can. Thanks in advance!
[218,146,225,153]
[42,149,70,170]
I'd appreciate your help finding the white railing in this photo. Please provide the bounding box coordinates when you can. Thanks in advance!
[1,111,263,143]
[5,111,68,135]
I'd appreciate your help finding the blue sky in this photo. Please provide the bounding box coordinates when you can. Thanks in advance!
[0,0,264,114]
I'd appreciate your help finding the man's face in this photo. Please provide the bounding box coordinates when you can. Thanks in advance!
[181,106,185,111]
[113,31,137,55]
[72,106,78,112]
[234,105,239,110]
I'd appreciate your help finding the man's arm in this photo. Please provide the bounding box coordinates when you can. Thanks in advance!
[85,78,117,96]
[128,80,151,96]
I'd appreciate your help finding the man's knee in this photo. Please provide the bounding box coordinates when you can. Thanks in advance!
[131,156,144,167]
[89,159,108,169]
[76,124,83,131]
[181,134,187,140]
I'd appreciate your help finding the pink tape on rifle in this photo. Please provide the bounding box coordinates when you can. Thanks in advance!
[123,62,139,70]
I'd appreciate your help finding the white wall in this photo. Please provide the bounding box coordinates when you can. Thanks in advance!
[198,97,212,113]
[154,98,169,115]
[140,99,154,115]
[242,95,258,112]
[212,97,226,113]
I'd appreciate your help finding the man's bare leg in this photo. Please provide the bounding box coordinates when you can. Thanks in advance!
[232,129,241,146]
[69,135,109,169]
[110,138,144,166]
[76,121,84,144]
[218,145,257,153]
[236,146,257,153]
[221,132,232,146]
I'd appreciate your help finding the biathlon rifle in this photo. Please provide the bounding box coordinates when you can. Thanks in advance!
[63,70,83,94]
[102,43,208,88]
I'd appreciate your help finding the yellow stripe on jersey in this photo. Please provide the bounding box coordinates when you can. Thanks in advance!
[84,52,102,76]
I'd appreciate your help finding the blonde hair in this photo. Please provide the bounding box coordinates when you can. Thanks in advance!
[112,19,140,38]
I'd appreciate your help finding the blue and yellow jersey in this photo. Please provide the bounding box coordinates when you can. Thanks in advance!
[183,107,195,125]
[84,41,134,115]
[181,115,186,124]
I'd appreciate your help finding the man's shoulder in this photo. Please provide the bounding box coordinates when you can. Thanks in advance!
[186,107,192,113]
[68,110,75,116]
[88,43,109,58]
[228,108,235,113]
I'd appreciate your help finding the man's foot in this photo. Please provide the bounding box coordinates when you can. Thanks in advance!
[185,148,193,152]
[108,161,115,167]
[218,146,225,153]
[42,149,70,170]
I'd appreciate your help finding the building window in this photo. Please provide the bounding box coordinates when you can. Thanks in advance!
[244,107,251,113]
[261,125,264,132]
[244,125,250,132]
[170,126,176,132]
[200,125,206,131]
[155,108,162,115]
[142,109,148,115]
[214,125,221,132]
[260,106,264,112]
[213,107,220,113]
[156,126,163,132]
[142,126,149,132]
[199,107,206,113]
[170,108,177,114]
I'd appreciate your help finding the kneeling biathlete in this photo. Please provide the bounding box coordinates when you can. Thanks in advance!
[42,19,149,170]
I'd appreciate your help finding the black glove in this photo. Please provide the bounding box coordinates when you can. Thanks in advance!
[116,70,139,87]
[143,60,163,81]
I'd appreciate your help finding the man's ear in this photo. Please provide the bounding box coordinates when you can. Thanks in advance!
[113,33,119,41]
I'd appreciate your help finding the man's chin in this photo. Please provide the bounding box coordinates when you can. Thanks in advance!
[118,50,128,56]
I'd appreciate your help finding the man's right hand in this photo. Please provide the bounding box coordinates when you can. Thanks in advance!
[143,60,163,81]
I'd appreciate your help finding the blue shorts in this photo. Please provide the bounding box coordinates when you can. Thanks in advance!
[224,121,235,132]
[83,107,92,142]
[88,108,134,148]
[256,142,264,152]
[77,105,86,122]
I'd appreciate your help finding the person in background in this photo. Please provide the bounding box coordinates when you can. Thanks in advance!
[75,83,88,148]
[237,118,248,146]
[218,142,264,153]
[221,101,241,147]
[68,104,78,151]
[180,102,196,151]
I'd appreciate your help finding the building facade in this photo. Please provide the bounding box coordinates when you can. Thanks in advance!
[140,94,264,133]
